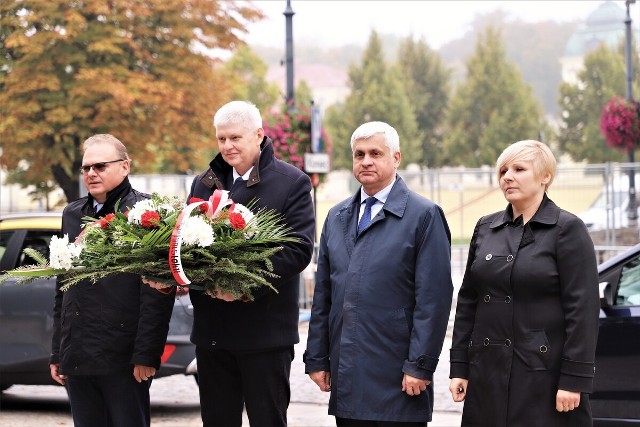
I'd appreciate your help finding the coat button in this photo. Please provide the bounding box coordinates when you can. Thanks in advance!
[539,345,548,353]
[504,296,511,303]
[211,341,216,346]
[505,339,512,347]
[417,356,427,367]
[507,255,514,262]
[75,311,79,316]
[483,338,490,346]
[485,254,492,260]
[484,295,491,302]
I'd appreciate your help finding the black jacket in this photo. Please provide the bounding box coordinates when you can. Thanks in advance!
[450,195,600,426]
[50,178,175,375]
[188,137,315,352]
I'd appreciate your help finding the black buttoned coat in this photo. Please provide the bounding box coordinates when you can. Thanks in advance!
[450,195,600,426]
[187,137,315,352]
[305,177,453,422]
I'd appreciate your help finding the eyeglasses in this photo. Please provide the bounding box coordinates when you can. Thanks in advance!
[80,159,125,174]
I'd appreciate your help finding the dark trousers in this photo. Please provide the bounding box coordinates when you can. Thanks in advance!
[196,345,294,427]
[336,417,428,427]
[66,371,151,427]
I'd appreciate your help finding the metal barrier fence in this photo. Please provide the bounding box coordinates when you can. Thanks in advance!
[3,161,639,308]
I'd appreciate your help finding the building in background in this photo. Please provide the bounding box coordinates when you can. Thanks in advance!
[560,1,627,84]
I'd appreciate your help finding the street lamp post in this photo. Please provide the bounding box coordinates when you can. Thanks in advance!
[625,0,638,226]
[284,0,295,111]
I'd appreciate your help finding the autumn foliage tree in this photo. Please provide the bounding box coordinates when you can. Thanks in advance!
[0,1,263,202]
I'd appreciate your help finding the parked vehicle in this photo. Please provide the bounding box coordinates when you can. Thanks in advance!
[594,244,640,426]
[579,174,640,231]
[0,213,196,391]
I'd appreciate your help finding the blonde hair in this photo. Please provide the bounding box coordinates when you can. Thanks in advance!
[496,140,556,190]
[83,134,130,160]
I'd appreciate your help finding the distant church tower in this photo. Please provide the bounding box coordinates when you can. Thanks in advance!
[560,1,627,84]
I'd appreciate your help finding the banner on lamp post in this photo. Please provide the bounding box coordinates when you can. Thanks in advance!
[311,105,322,153]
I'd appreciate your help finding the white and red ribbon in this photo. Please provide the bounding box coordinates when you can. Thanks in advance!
[168,190,234,285]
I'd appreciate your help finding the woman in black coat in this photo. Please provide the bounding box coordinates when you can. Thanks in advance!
[449,140,600,426]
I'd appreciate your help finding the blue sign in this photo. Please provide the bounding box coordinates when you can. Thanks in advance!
[311,105,322,153]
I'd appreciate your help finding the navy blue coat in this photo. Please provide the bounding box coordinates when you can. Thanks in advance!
[305,177,453,422]
[187,137,315,352]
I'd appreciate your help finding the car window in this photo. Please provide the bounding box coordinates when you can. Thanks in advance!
[617,256,640,306]
[0,230,11,265]
[18,231,56,267]
[0,229,58,269]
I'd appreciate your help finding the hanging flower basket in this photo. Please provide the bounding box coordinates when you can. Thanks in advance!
[263,101,331,171]
[600,96,640,151]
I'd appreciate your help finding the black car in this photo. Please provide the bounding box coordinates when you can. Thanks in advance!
[0,213,196,391]
[594,244,640,426]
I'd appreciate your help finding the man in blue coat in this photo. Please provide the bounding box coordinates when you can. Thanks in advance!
[304,121,453,426]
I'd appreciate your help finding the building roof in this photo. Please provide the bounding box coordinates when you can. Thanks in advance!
[564,1,626,57]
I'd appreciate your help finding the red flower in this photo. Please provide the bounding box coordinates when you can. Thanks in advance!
[141,211,161,228]
[189,197,208,213]
[228,212,246,230]
[99,213,116,228]
[601,97,640,150]
[262,101,332,172]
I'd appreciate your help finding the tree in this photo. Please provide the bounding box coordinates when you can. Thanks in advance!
[222,44,279,112]
[557,44,639,163]
[324,31,419,170]
[0,1,263,202]
[444,27,542,167]
[396,35,450,167]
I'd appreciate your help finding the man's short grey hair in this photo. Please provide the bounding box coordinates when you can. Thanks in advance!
[213,100,263,131]
[83,134,129,160]
[350,121,400,155]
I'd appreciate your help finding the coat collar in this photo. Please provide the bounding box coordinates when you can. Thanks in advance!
[86,176,132,217]
[338,175,409,248]
[489,193,560,229]
[342,175,409,219]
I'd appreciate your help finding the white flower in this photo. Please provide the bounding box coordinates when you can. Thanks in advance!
[230,204,256,238]
[49,234,83,270]
[127,199,156,225]
[181,216,215,247]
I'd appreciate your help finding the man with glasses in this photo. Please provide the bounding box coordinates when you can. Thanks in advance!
[186,101,315,426]
[49,134,175,427]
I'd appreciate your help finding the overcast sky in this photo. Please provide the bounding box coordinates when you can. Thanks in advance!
[243,0,621,49]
